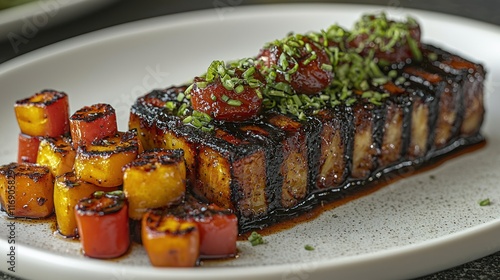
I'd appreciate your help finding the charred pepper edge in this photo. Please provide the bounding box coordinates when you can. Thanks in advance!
[75,190,126,216]
[69,103,116,122]
[14,89,68,107]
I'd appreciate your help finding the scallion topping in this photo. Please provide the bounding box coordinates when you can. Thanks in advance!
[428,52,438,61]
[349,12,420,57]
[479,198,491,206]
[248,231,266,246]
[227,99,242,106]
[182,110,213,132]
[165,101,176,111]
[304,244,315,251]
[175,12,424,127]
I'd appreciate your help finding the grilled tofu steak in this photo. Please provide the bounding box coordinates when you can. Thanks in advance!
[129,13,486,232]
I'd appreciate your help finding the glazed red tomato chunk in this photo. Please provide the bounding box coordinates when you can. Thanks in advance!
[257,35,333,95]
[189,60,264,121]
[347,13,422,63]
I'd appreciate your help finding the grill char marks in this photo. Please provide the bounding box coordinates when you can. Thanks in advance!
[224,122,285,217]
[402,70,440,161]
[129,43,486,232]
[377,95,408,169]
[315,107,352,189]
[265,114,309,209]
[351,100,386,179]
[421,44,485,138]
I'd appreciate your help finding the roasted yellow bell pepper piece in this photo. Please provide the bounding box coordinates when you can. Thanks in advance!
[54,171,110,237]
[74,130,141,188]
[123,149,186,220]
[14,90,70,137]
[0,163,54,218]
[36,136,75,177]
[142,209,199,267]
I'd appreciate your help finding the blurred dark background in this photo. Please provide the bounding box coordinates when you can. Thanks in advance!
[0,0,499,279]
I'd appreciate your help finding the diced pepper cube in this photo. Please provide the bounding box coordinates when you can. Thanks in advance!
[36,136,75,177]
[142,209,199,267]
[0,163,54,218]
[75,190,129,258]
[17,133,41,163]
[123,149,186,220]
[74,130,141,188]
[14,90,70,137]
[70,103,117,147]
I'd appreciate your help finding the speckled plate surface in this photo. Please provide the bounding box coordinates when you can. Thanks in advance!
[0,4,499,280]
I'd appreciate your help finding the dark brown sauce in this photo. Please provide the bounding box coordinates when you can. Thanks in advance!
[52,228,79,242]
[79,242,135,262]
[1,212,56,226]
[239,138,486,239]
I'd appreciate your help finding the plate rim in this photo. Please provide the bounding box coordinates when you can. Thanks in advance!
[0,0,118,41]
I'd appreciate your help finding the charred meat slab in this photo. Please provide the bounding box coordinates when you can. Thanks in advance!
[129,13,486,232]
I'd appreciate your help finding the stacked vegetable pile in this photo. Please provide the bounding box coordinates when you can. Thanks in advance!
[0,91,237,266]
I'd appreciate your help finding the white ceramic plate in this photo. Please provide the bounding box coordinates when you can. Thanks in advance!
[0,0,117,42]
[1,4,500,280]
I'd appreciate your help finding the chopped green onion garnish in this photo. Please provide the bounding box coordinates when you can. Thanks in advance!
[227,99,242,106]
[248,231,266,246]
[428,52,438,61]
[184,84,194,95]
[303,51,317,65]
[267,90,286,97]
[304,245,315,251]
[165,101,176,111]
[235,84,245,94]
[196,81,208,89]
[407,35,422,62]
[395,76,406,85]
[255,89,263,99]
[177,103,188,116]
[176,92,185,102]
[479,198,491,206]
[321,63,333,72]
[243,66,255,78]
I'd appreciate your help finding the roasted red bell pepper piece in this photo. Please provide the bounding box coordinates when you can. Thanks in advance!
[174,198,238,258]
[75,190,129,259]
[69,103,117,147]
[193,204,238,258]
[14,90,70,137]
[17,133,41,163]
